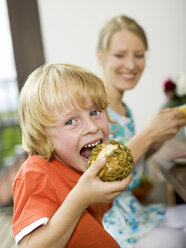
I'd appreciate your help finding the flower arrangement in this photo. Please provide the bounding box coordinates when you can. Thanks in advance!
[163,72,186,108]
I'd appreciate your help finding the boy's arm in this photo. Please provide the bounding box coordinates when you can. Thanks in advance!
[19,158,132,248]
[19,188,86,248]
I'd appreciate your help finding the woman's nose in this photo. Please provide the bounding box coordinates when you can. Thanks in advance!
[124,56,136,70]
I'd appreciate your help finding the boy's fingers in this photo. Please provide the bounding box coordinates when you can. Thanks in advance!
[126,173,133,182]
[86,158,133,191]
[120,173,133,190]
[86,157,106,176]
[105,174,133,192]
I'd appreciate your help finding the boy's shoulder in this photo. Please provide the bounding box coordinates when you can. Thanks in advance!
[12,155,70,203]
[14,155,82,187]
[16,155,51,179]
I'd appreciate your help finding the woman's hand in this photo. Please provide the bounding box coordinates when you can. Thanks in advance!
[144,108,186,143]
[127,108,186,163]
[73,157,132,209]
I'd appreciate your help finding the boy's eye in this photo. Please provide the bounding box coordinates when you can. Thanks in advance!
[90,110,100,116]
[65,119,75,126]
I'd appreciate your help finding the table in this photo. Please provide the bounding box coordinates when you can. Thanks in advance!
[151,127,186,203]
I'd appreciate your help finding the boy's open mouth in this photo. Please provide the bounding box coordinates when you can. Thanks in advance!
[80,139,102,159]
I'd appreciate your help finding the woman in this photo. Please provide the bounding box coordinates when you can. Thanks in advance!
[97,15,186,248]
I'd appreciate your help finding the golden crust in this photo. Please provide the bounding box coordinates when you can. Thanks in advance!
[88,140,134,181]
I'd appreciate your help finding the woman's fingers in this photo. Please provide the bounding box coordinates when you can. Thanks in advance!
[176,110,185,119]
[177,119,186,127]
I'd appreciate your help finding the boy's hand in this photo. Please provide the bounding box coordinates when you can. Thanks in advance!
[72,157,132,209]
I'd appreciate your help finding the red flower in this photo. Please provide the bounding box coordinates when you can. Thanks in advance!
[163,78,176,93]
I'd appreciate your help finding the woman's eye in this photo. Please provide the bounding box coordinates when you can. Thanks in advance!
[135,54,144,58]
[65,119,75,126]
[90,110,100,116]
[114,54,124,58]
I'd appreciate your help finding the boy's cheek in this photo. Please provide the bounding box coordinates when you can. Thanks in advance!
[104,123,110,142]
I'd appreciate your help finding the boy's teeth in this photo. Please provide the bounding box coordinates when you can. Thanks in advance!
[85,140,100,148]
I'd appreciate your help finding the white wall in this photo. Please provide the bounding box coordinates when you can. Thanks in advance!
[37,0,186,131]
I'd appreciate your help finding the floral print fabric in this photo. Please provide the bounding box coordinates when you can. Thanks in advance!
[103,104,165,247]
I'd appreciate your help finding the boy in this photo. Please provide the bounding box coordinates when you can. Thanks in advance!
[12,63,132,248]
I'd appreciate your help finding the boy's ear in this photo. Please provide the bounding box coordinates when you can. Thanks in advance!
[96,49,104,66]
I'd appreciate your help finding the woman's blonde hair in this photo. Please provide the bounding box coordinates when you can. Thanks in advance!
[18,63,110,160]
[97,14,148,55]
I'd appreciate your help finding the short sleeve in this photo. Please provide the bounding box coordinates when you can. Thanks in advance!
[12,169,60,239]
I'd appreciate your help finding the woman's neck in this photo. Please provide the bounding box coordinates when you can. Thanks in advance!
[104,83,127,116]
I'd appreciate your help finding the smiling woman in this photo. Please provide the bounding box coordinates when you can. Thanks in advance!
[96,14,186,248]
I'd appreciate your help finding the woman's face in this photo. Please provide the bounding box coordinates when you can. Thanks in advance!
[99,29,146,92]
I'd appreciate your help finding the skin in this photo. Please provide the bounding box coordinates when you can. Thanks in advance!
[97,29,146,117]
[19,96,132,248]
[97,29,186,162]
[46,99,109,171]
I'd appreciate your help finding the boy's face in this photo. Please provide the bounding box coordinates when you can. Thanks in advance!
[46,98,109,172]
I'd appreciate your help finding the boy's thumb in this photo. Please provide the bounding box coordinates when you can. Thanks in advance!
[87,157,106,176]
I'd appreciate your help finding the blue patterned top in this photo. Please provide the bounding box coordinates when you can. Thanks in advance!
[103,104,165,247]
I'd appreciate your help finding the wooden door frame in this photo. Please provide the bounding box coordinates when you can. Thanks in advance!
[6,0,45,91]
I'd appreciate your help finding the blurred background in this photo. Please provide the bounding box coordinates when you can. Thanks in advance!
[0,0,185,246]
[37,0,186,131]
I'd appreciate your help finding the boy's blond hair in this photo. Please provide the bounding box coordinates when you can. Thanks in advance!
[18,63,111,160]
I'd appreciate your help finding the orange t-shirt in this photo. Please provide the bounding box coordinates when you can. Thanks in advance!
[12,155,120,247]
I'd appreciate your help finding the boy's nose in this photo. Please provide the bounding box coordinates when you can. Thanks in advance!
[82,118,99,135]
